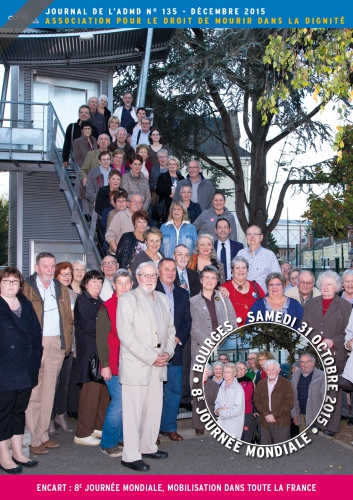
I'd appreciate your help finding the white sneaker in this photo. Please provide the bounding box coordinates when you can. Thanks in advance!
[74,435,101,446]
[91,430,102,438]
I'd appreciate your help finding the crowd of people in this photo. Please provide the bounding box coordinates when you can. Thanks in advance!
[2,92,353,474]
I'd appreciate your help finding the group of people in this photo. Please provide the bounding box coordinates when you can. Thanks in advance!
[3,91,353,474]
[199,350,325,445]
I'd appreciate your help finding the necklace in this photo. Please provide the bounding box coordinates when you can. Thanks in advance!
[232,279,247,291]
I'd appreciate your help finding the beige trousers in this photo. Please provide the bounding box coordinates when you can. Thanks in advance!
[122,366,163,463]
[25,336,65,447]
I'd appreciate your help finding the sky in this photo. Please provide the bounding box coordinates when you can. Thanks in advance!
[0,60,345,219]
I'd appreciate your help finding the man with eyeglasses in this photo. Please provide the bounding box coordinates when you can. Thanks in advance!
[117,262,176,471]
[62,105,98,168]
[173,245,201,411]
[174,160,215,212]
[105,192,144,254]
[23,252,72,455]
[108,127,135,165]
[130,117,151,148]
[100,256,119,301]
[291,353,325,433]
[237,225,281,292]
[285,270,321,306]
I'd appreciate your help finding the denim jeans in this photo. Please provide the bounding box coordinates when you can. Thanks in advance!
[160,364,182,433]
[101,375,123,449]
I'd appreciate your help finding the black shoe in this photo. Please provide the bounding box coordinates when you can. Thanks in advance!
[323,429,335,437]
[142,450,168,459]
[121,460,150,471]
[12,458,39,468]
[348,418,353,426]
[0,464,23,474]
[67,411,78,419]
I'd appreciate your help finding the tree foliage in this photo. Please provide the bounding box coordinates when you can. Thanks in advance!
[303,126,353,240]
[0,196,8,265]
[114,28,353,243]
[267,233,279,256]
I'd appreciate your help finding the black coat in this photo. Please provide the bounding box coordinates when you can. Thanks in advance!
[0,294,42,392]
[187,201,202,224]
[75,291,103,384]
[155,171,185,223]
[116,231,144,270]
[95,186,128,217]
[156,280,191,366]
[174,268,201,298]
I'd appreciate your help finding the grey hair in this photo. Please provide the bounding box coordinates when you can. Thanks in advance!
[135,261,157,276]
[299,352,316,362]
[97,133,111,143]
[157,148,169,157]
[141,117,152,124]
[127,192,144,203]
[98,94,108,102]
[231,255,249,270]
[292,361,300,369]
[236,361,247,370]
[316,270,341,292]
[199,265,219,280]
[213,362,224,370]
[342,269,353,281]
[264,359,281,370]
[188,159,200,168]
[101,255,117,264]
[204,363,213,377]
[71,259,86,268]
[113,269,133,283]
[298,269,315,282]
[116,127,127,134]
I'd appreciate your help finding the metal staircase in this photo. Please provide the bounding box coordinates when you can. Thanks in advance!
[0,100,101,270]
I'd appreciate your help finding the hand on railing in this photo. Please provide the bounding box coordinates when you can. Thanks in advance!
[62,161,68,168]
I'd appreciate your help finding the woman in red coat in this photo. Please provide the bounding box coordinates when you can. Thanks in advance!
[96,269,133,457]
[236,361,255,442]
[220,256,265,326]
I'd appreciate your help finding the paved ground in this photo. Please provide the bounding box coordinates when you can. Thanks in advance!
[12,417,353,477]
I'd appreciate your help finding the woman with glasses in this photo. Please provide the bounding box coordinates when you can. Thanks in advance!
[49,263,76,437]
[74,271,110,446]
[220,256,265,327]
[0,267,42,473]
[247,272,303,330]
[70,261,86,295]
[288,267,301,289]
[148,127,169,167]
[190,265,237,435]
[72,121,98,168]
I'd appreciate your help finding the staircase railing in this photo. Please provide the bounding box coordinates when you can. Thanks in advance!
[47,102,101,270]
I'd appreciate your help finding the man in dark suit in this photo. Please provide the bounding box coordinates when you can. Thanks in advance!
[173,244,201,410]
[156,258,192,441]
[214,218,244,281]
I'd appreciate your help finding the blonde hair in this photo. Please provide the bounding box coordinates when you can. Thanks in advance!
[108,116,120,127]
[167,201,189,222]
[167,156,180,169]
[193,233,216,259]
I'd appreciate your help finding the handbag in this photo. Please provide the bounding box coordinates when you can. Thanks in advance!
[88,351,105,384]
[152,198,167,221]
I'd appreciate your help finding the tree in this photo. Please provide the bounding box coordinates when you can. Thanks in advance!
[0,196,8,265]
[267,233,279,256]
[113,29,353,244]
[303,126,353,240]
